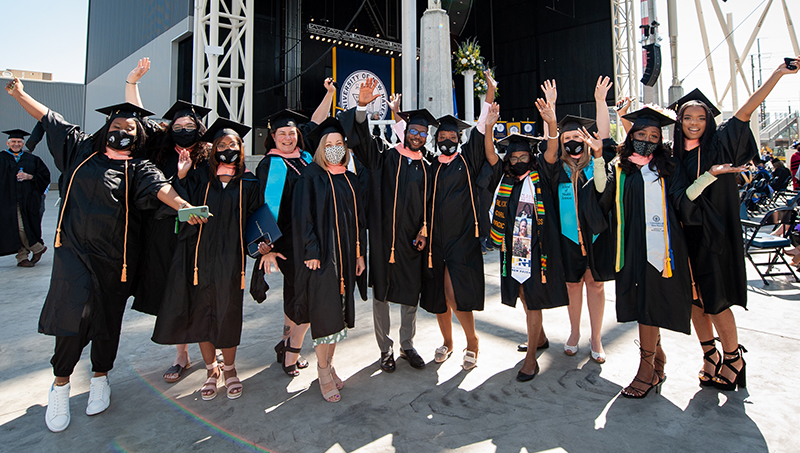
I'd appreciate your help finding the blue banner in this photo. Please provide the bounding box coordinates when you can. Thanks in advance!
[334,47,394,120]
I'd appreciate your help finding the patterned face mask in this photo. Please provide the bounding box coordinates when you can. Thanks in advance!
[325,145,346,165]
[632,139,658,157]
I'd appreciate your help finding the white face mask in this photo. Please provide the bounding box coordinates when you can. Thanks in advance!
[325,145,346,165]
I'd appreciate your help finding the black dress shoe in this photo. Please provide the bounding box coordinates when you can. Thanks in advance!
[31,246,47,264]
[399,348,426,369]
[17,259,34,268]
[516,363,540,382]
[380,350,396,373]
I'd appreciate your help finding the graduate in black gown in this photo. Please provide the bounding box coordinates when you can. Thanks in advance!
[289,117,366,402]
[667,57,800,392]
[6,78,194,433]
[153,119,262,401]
[488,97,568,382]
[1,128,50,266]
[341,78,431,371]
[554,77,615,363]
[123,57,213,383]
[423,70,496,369]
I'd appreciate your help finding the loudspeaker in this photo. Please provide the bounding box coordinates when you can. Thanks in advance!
[641,43,661,87]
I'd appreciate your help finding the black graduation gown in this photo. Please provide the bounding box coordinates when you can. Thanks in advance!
[342,107,428,306]
[153,169,262,348]
[0,150,51,255]
[421,128,486,313]
[289,163,366,339]
[491,155,569,311]
[680,117,757,314]
[599,154,698,334]
[554,156,615,283]
[37,110,168,339]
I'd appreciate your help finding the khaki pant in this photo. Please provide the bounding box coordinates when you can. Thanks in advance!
[16,204,45,263]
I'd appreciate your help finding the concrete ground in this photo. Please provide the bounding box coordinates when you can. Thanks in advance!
[1,191,799,453]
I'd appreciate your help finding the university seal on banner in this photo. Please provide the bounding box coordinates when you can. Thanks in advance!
[340,70,389,119]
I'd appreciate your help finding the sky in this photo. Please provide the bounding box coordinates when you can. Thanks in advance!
[2,0,799,118]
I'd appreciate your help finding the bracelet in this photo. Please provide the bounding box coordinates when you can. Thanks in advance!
[179,202,189,209]
[126,80,138,85]
[356,105,367,111]
[546,133,559,140]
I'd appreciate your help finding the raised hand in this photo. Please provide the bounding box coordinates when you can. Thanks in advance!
[616,96,632,115]
[387,93,402,114]
[485,70,498,90]
[176,149,192,179]
[324,77,336,94]
[535,98,556,125]
[5,77,23,96]
[358,77,381,107]
[127,57,150,84]
[486,102,500,127]
[540,79,557,104]
[777,56,800,76]
[594,76,613,101]
[577,127,602,157]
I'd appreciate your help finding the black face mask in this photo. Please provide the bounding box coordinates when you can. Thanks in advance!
[564,140,583,156]
[632,139,658,157]
[216,149,240,164]
[438,139,458,156]
[106,130,135,150]
[510,161,529,176]
[172,129,198,148]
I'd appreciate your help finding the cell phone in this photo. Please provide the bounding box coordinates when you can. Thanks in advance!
[785,57,798,70]
[178,205,211,222]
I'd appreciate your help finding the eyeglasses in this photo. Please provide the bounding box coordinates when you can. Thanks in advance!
[408,129,428,138]
[509,154,530,164]
[216,142,240,151]
[172,124,197,132]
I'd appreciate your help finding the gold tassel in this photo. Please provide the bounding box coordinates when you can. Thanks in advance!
[579,241,587,256]
[356,241,361,258]
[241,271,246,290]
[121,264,127,282]
[691,281,699,300]
[428,252,433,269]
[420,223,428,238]
[193,267,199,286]
[474,222,479,238]
[55,229,62,248]
[662,257,673,278]
[541,270,546,284]
[339,278,345,295]
[389,248,396,263]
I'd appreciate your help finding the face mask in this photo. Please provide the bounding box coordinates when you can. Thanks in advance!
[172,129,198,148]
[216,149,239,164]
[325,145,346,165]
[106,130,135,150]
[564,140,583,156]
[510,161,529,176]
[632,139,658,157]
[438,139,458,156]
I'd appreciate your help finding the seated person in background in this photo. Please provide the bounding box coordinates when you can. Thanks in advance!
[769,157,791,192]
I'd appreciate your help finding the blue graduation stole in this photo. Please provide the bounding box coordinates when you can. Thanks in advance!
[559,159,598,245]
[264,152,312,220]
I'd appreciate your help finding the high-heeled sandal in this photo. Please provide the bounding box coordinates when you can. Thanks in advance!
[222,363,243,400]
[281,339,302,377]
[275,339,309,369]
[621,345,663,399]
[327,354,344,390]
[698,337,722,387]
[654,335,667,383]
[200,362,222,401]
[317,364,341,403]
[713,345,747,391]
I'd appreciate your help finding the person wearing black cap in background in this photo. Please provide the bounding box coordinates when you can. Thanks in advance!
[338,77,430,371]
[1,128,51,267]
[597,105,739,398]
[288,117,366,402]
[256,78,338,377]
[486,95,566,382]
[420,70,497,369]
[554,77,615,364]
[123,58,213,384]
[6,77,195,432]
[667,57,799,392]
[152,118,262,403]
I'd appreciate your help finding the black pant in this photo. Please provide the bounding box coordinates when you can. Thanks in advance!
[50,303,126,378]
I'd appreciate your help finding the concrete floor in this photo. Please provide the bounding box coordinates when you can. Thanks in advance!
[1,192,799,453]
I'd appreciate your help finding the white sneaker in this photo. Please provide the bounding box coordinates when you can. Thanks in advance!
[86,376,111,416]
[46,382,71,432]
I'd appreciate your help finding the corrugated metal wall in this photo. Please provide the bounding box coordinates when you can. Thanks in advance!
[0,79,86,187]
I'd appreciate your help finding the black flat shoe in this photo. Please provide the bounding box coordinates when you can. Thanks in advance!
[516,363,539,382]
[399,348,426,369]
[518,338,548,353]
[380,350,396,373]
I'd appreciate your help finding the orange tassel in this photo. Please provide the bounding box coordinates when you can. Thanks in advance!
[580,242,587,256]
[356,241,361,258]
[428,253,433,269]
[691,282,699,300]
[662,257,673,278]
[541,270,546,284]
[474,223,479,238]
[193,267,199,286]
[241,272,246,290]
[389,248,395,263]
[55,229,62,248]
[420,224,428,238]
[121,264,127,282]
[339,278,345,295]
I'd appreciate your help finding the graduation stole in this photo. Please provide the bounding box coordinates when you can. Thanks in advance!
[264,151,311,220]
[560,160,598,254]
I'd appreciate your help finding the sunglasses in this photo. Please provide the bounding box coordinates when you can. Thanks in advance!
[509,155,531,164]
[408,129,428,138]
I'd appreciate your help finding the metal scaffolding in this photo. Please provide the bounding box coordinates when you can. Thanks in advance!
[611,0,638,141]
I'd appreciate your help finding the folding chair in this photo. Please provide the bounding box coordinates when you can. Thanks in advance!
[742,207,800,285]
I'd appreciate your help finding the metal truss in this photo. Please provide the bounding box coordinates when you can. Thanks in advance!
[611,0,638,141]
[307,23,418,56]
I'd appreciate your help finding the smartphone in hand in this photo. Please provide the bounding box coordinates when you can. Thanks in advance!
[785,57,798,70]
[178,205,211,222]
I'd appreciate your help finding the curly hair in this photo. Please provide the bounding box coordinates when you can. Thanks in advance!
[615,124,675,177]
[671,100,717,163]
[149,117,210,168]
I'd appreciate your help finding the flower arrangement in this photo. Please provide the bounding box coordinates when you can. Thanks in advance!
[453,38,492,95]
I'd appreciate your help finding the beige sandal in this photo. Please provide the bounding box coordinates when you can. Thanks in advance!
[434,345,453,363]
[462,349,478,370]
[327,353,344,390]
[223,363,243,400]
[317,364,341,403]
[201,362,221,401]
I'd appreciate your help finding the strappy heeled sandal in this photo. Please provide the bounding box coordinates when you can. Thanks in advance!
[654,335,667,383]
[317,364,341,403]
[275,339,309,369]
[698,337,722,387]
[713,345,747,391]
[327,353,344,390]
[201,362,222,401]
[621,344,663,399]
[223,363,243,399]
[281,339,302,377]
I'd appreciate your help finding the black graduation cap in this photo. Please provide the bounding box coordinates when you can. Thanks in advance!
[162,100,212,122]
[557,115,596,133]
[435,115,471,134]
[497,133,543,153]
[3,129,30,139]
[95,102,155,120]
[622,106,676,128]
[200,118,252,143]
[305,117,347,147]
[263,109,309,131]
[667,88,722,118]
[397,109,439,128]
